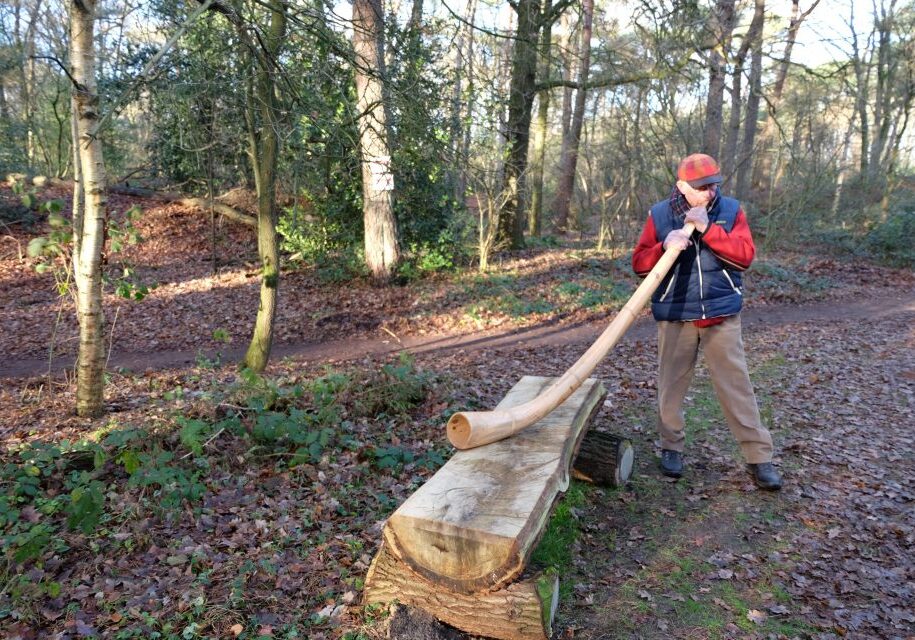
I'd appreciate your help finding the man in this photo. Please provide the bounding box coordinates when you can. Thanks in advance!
[631,153,782,490]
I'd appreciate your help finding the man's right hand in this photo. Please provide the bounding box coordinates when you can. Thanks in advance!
[663,229,691,251]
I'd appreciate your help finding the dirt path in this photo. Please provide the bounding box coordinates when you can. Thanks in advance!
[5,290,912,380]
[417,289,914,639]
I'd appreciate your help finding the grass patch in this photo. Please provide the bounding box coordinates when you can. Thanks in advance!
[530,481,589,600]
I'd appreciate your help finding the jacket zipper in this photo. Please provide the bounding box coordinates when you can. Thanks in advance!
[696,239,707,319]
[722,269,742,295]
[658,271,676,302]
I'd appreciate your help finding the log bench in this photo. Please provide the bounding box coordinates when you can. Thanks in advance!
[364,376,634,640]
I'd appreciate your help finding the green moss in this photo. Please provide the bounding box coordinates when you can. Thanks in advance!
[535,574,557,632]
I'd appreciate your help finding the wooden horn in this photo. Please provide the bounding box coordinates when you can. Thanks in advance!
[447,222,695,450]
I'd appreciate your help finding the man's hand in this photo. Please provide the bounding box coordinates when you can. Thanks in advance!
[684,206,709,233]
[663,229,691,251]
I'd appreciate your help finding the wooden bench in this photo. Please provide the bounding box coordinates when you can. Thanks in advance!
[364,376,633,639]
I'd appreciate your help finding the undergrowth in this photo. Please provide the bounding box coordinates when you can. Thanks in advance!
[0,354,441,633]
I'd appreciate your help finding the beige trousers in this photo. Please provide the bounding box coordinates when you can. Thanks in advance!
[656,315,773,464]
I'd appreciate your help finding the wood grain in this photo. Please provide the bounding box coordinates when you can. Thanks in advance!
[365,543,558,640]
[383,376,606,593]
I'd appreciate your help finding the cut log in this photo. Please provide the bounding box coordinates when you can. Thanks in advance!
[366,543,558,640]
[572,431,634,487]
[382,376,606,594]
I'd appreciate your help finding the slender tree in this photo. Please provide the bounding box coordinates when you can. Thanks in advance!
[69,0,106,416]
[703,0,736,158]
[551,0,592,232]
[735,0,765,200]
[241,0,286,372]
[204,0,287,372]
[722,0,763,183]
[753,0,820,189]
[527,0,553,237]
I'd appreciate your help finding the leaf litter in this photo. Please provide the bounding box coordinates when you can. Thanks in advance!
[1,181,914,638]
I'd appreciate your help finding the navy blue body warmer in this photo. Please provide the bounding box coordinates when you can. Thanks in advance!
[648,196,745,322]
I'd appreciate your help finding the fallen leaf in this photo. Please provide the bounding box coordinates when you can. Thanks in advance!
[747,609,767,625]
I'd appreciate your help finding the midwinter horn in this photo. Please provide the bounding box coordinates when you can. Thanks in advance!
[447,223,696,450]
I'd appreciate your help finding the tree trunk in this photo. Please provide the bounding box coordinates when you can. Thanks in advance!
[69,0,106,417]
[527,0,553,237]
[551,0,593,232]
[831,117,856,219]
[735,0,765,201]
[558,9,575,156]
[0,81,8,122]
[703,0,736,159]
[723,0,765,183]
[460,0,478,200]
[497,0,541,249]
[242,0,286,373]
[868,2,891,179]
[722,66,743,185]
[850,2,872,175]
[354,0,401,280]
[451,0,477,205]
[754,0,819,190]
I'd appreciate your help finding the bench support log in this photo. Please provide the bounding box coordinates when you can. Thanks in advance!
[366,543,558,640]
[572,431,634,487]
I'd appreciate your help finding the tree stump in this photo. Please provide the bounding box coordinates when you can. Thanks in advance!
[572,431,634,487]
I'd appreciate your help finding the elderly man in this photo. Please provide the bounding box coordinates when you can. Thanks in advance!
[631,153,782,490]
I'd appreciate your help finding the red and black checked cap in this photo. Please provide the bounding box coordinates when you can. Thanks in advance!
[677,153,722,188]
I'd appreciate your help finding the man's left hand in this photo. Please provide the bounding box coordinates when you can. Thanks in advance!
[685,206,709,233]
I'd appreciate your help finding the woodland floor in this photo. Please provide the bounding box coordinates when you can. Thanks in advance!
[0,182,914,640]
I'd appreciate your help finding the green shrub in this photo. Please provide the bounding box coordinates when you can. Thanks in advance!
[352,353,432,418]
[863,209,915,267]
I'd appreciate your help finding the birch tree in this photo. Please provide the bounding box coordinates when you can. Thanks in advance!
[69,0,106,416]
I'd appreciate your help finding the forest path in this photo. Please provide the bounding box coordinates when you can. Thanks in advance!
[4,289,912,379]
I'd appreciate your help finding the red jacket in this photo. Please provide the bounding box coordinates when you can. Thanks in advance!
[632,208,756,276]
[632,204,756,326]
